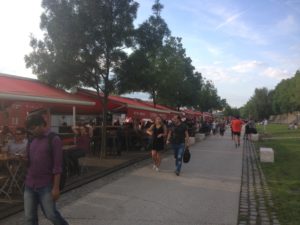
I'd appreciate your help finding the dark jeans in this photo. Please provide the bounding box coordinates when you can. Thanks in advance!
[172,143,185,173]
[68,148,86,175]
[24,184,68,225]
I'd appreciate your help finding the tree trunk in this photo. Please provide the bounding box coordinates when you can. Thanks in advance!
[100,92,108,159]
[152,90,157,108]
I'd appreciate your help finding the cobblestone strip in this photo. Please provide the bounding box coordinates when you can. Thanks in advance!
[238,140,280,225]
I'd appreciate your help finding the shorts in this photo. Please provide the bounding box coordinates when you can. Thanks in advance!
[232,131,241,136]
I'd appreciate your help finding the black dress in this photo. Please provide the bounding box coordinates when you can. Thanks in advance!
[152,125,165,151]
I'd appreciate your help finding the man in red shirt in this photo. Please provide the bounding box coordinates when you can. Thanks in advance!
[231,116,243,148]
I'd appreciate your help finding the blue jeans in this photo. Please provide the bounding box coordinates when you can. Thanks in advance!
[24,185,69,225]
[172,143,185,173]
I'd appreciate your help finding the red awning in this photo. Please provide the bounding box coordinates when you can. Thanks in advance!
[0,74,94,106]
[75,88,174,119]
[182,109,202,119]
[129,99,180,115]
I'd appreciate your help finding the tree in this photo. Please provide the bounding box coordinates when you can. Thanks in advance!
[224,105,240,117]
[241,87,273,120]
[25,0,138,157]
[272,70,300,114]
[197,80,223,112]
[116,0,170,106]
[155,37,202,109]
[117,0,226,111]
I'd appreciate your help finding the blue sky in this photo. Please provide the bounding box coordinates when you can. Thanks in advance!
[0,0,299,107]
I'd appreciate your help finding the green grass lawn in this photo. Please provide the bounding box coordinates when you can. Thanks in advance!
[257,123,300,138]
[258,124,300,225]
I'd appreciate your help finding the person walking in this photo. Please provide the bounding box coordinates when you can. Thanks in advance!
[245,118,256,141]
[147,117,167,172]
[24,114,69,225]
[219,120,226,136]
[166,115,189,176]
[211,120,217,135]
[68,125,90,175]
[231,116,243,148]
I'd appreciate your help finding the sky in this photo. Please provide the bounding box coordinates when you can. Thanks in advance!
[0,0,299,108]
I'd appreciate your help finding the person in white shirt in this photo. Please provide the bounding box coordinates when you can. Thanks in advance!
[7,127,27,156]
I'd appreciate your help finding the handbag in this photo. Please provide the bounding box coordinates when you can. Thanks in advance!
[183,147,191,163]
[251,128,257,134]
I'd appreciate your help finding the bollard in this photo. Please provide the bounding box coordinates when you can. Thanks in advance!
[252,133,259,141]
[260,147,274,163]
[189,137,195,145]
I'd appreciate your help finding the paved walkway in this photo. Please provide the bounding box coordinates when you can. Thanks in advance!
[2,133,243,225]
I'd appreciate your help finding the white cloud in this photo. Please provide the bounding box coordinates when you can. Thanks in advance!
[196,65,239,83]
[231,60,265,73]
[206,46,223,56]
[0,0,43,77]
[172,1,267,44]
[215,11,245,30]
[183,36,224,58]
[261,50,300,74]
[225,20,267,45]
[262,67,291,79]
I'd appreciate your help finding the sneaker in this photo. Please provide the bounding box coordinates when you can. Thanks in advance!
[155,167,159,172]
[152,165,156,170]
[175,171,180,176]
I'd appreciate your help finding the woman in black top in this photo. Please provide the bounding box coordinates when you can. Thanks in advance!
[147,117,167,172]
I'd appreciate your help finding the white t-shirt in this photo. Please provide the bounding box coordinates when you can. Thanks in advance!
[7,139,27,155]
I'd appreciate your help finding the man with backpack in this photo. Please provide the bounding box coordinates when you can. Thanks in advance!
[25,114,68,225]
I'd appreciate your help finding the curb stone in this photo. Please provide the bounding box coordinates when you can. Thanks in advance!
[237,140,280,225]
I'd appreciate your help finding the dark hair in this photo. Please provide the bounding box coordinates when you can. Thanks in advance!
[26,114,47,129]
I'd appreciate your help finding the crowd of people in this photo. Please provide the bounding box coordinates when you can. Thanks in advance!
[0,113,266,225]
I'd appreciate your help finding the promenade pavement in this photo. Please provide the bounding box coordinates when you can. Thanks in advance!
[2,132,243,225]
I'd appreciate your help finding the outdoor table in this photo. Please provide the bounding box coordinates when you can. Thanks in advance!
[0,153,25,201]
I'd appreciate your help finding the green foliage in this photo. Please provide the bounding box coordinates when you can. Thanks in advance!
[224,105,240,117]
[196,80,224,111]
[25,0,138,93]
[272,71,300,114]
[117,0,171,106]
[25,0,138,157]
[241,87,273,120]
[155,37,201,109]
[26,0,226,114]
[242,70,300,120]
[117,0,208,109]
